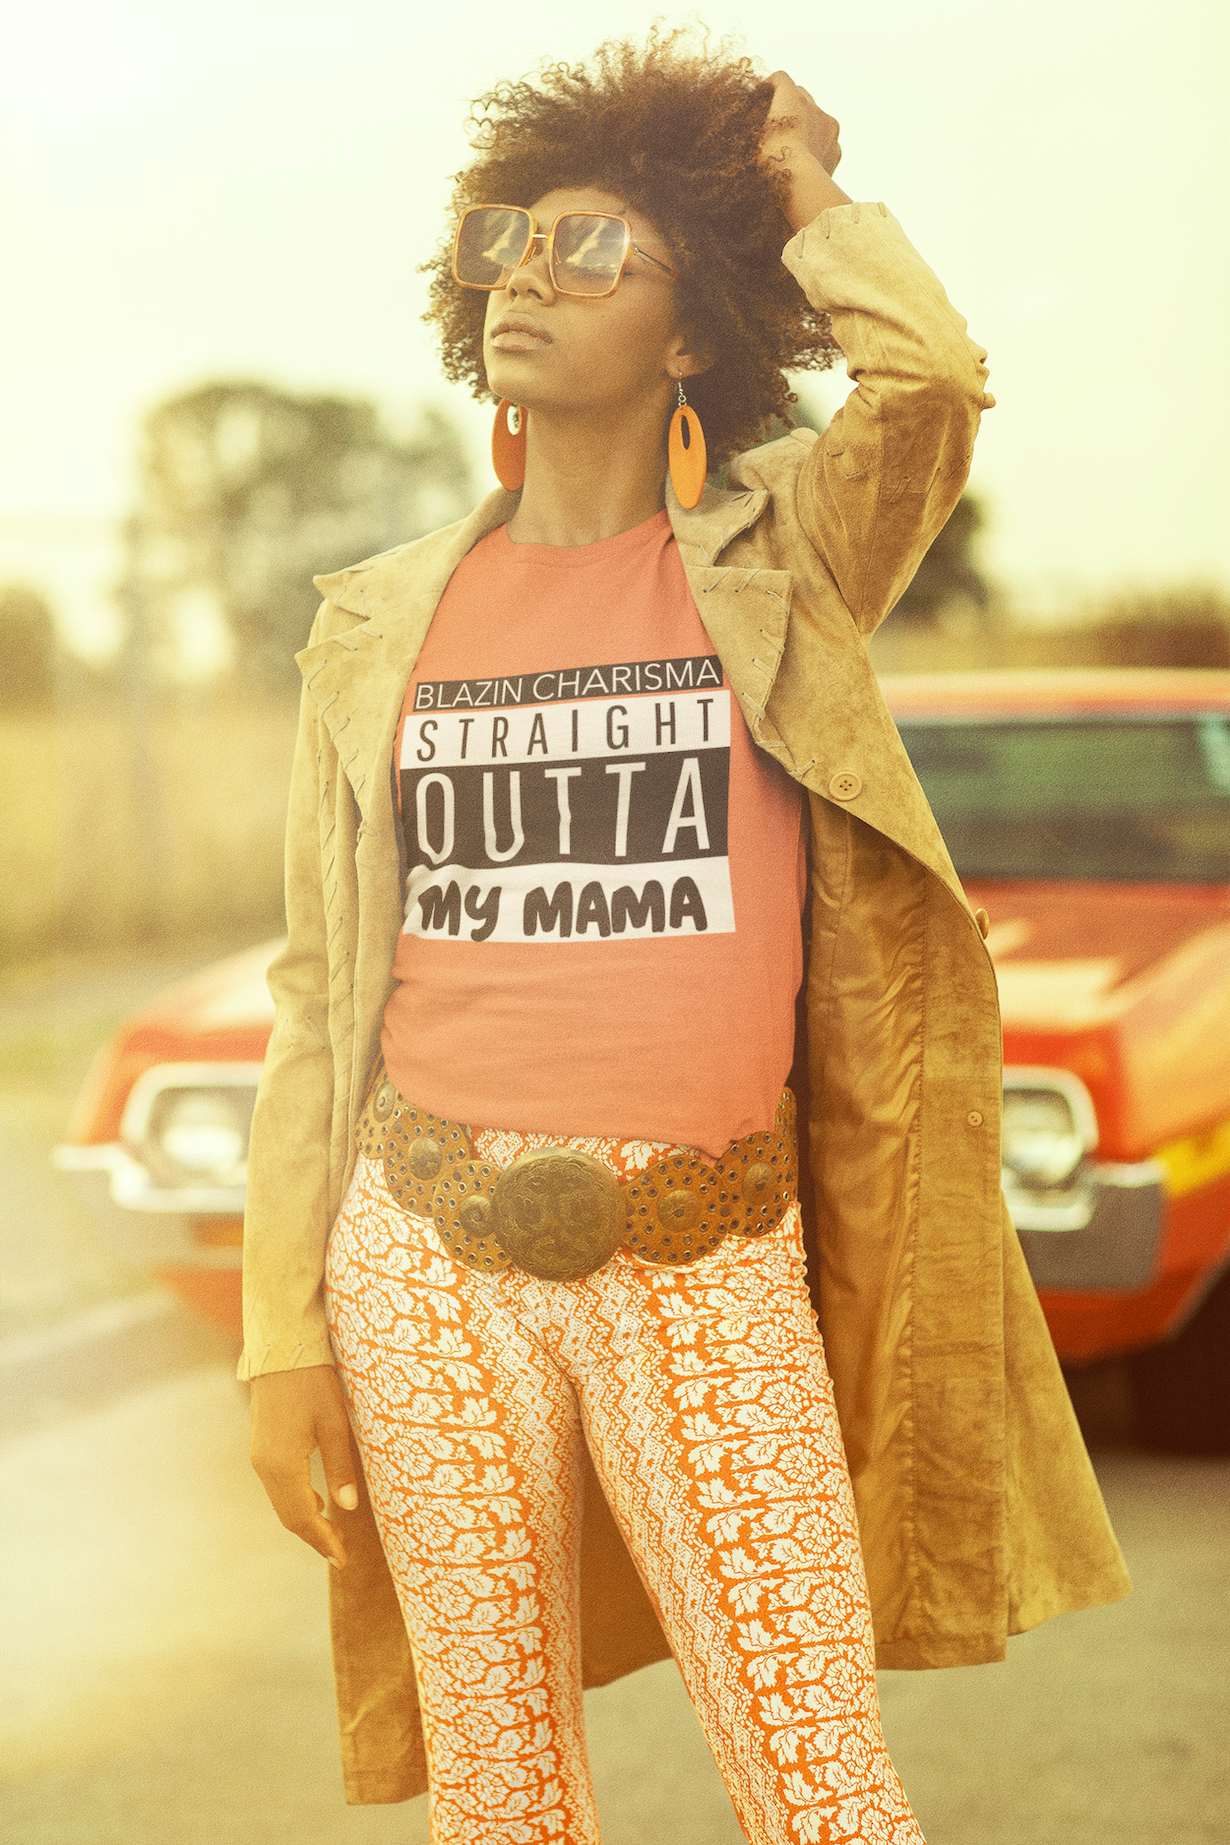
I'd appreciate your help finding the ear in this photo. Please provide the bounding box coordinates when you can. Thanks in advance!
[666,330,713,380]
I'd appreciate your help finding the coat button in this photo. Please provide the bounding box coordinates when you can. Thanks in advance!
[975,908,990,939]
[967,1110,984,1127]
[829,770,862,801]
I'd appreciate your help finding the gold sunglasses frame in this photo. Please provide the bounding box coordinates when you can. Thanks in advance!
[452,205,677,299]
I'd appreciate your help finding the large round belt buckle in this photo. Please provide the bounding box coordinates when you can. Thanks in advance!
[493,1148,627,1281]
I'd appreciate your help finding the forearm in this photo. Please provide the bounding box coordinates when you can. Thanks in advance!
[785,204,991,404]
[772,141,852,231]
[241,1035,337,1377]
[780,204,993,631]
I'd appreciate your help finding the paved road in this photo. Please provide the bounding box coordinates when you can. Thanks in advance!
[2,947,1227,1843]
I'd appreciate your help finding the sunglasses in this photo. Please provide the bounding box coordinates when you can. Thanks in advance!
[453,205,677,298]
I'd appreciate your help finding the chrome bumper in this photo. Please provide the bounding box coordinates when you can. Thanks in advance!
[56,1141,1169,1291]
[53,1146,243,1270]
[1013,1160,1166,1292]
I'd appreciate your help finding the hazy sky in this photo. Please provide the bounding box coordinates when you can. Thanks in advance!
[3,0,1228,656]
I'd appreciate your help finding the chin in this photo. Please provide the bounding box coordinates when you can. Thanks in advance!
[484,366,523,405]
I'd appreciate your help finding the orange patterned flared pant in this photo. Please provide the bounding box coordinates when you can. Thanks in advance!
[326,1149,925,1845]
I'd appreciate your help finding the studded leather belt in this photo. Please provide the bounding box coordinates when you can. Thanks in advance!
[356,1062,798,1283]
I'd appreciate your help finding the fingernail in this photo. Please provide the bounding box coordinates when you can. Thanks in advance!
[337,1484,358,1511]
[328,1554,342,1569]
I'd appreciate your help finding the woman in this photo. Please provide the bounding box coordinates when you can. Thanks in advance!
[245,34,1130,1845]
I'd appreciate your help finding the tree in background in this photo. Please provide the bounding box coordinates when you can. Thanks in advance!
[889,493,989,627]
[119,382,473,693]
[1078,586,1230,669]
[774,391,991,631]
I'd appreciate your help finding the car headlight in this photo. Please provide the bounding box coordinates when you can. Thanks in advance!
[1002,1092,1085,1187]
[147,1089,251,1183]
[1001,1070,1098,1194]
[120,1064,260,1192]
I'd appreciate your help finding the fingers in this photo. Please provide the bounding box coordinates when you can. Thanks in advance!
[763,70,802,134]
[318,1397,360,1515]
[249,1363,357,1567]
[764,71,839,152]
[262,1466,349,1568]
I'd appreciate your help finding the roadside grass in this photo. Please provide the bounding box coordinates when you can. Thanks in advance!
[0,690,296,963]
[0,686,293,1339]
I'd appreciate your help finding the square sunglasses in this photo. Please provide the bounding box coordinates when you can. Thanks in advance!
[453,205,677,299]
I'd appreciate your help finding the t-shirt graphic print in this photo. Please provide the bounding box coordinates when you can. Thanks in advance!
[402,651,734,945]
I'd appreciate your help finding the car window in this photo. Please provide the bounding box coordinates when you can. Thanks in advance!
[896,714,1230,882]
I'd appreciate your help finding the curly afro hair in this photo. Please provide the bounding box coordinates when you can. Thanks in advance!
[422,30,840,469]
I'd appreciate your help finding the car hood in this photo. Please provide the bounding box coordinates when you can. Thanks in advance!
[965,880,1230,1157]
[71,941,281,1145]
[964,881,1230,1028]
[121,940,280,1036]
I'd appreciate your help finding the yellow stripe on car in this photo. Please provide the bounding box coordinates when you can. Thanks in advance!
[1156,1117,1230,1200]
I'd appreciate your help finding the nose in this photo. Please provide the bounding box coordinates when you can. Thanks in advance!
[507,232,555,302]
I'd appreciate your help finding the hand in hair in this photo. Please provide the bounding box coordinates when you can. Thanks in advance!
[761,72,851,231]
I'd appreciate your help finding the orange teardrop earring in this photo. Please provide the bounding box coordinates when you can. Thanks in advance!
[668,380,707,509]
[492,398,527,490]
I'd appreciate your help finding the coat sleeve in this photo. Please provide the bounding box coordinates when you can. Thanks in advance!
[237,602,345,1381]
[780,201,994,635]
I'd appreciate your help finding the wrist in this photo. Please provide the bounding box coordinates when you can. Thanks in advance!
[771,143,852,231]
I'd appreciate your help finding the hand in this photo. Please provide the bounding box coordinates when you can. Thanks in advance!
[760,72,851,231]
[249,1364,358,1568]
[762,72,842,175]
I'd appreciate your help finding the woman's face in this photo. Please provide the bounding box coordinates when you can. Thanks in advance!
[481,186,689,417]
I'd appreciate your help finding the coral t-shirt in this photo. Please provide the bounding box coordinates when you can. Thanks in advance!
[380,511,805,1159]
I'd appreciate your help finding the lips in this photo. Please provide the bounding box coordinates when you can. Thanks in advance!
[490,312,551,351]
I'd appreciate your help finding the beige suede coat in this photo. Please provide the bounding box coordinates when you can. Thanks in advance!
[241,203,1131,1804]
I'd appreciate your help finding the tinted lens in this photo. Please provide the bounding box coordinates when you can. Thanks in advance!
[550,214,630,295]
[455,207,532,288]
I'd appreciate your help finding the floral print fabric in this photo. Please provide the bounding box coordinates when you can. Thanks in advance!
[326,1149,925,1845]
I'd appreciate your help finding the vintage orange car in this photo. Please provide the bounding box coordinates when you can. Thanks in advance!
[58,667,1230,1441]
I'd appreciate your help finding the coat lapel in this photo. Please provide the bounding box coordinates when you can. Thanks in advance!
[293,477,768,820]
[294,489,519,817]
[669,478,974,920]
[668,476,793,754]
[295,467,971,926]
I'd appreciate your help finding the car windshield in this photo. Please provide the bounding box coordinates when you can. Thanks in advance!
[895,713,1230,882]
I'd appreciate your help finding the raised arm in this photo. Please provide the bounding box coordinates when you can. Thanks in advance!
[757,73,994,635]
